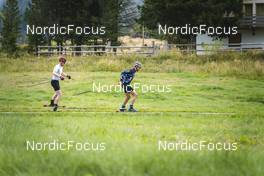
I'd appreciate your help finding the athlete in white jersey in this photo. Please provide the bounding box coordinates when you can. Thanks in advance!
[49,56,71,111]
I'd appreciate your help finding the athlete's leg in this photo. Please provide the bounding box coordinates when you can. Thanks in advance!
[123,93,131,106]
[53,90,62,111]
[54,90,62,105]
[50,80,60,106]
[128,91,138,112]
[130,90,137,105]
[49,93,57,106]
[120,93,130,111]
[52,93,57,100]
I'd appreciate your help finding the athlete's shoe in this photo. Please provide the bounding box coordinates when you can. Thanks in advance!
[128,107,137,112]
[49,100,54,107]
[53,104,58,112]
[119,107,126,112]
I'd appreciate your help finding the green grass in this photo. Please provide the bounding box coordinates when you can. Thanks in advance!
[1,113,264,176]
[0,51,264,79]
[0,72,263,114]
[0,54,264,176]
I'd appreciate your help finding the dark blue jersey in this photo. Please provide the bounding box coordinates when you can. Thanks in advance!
[120,68,136,85]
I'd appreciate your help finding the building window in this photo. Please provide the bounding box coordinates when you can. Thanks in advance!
[244,4,253,16]
[256,3,264,16]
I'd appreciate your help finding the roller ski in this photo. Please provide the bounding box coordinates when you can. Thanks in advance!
[119,105,127,112]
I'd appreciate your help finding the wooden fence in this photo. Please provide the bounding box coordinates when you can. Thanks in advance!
[37,42,157,57]
[167,43,264,53]
[37,42,264,56]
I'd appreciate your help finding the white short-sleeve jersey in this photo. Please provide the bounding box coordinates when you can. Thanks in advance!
[52,64,63,80]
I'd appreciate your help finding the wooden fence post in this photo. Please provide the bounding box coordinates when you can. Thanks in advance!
[37,46,40,57]
[107,41,111,54]
[152,41,155,55]
[164,40,168,51]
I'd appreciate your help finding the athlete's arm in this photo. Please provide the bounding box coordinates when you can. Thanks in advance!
[119,81,123,87]
[52,72,61,78]
[120,72,125,83]
[61,72,67,77]
[62,72,72,79]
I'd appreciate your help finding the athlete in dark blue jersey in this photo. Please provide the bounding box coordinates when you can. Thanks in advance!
[119,61,142,112]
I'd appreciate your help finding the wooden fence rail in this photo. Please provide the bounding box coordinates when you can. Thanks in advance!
[37,43,264,56]
[37,44,156,57]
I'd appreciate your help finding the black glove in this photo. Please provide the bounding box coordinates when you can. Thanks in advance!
[67,75,71,79]
[60,76,65,80]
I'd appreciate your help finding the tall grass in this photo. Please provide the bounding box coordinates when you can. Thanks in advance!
[0,51,263,79]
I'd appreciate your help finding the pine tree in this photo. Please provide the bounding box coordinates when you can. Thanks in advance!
[1,0,21,56]
[101,0,119,45]
[25,0,46,53]
[0,11,4,32]
[25,0,122,50]
[0,11,3,19]
[140,0,243,43]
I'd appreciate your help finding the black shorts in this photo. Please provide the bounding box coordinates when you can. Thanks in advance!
[123,84,133,93]
[51,80,60,91]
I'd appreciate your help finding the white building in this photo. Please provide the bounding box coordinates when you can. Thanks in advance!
[196,0,264,54]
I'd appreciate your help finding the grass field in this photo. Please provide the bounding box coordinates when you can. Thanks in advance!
[0,54,264,176]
